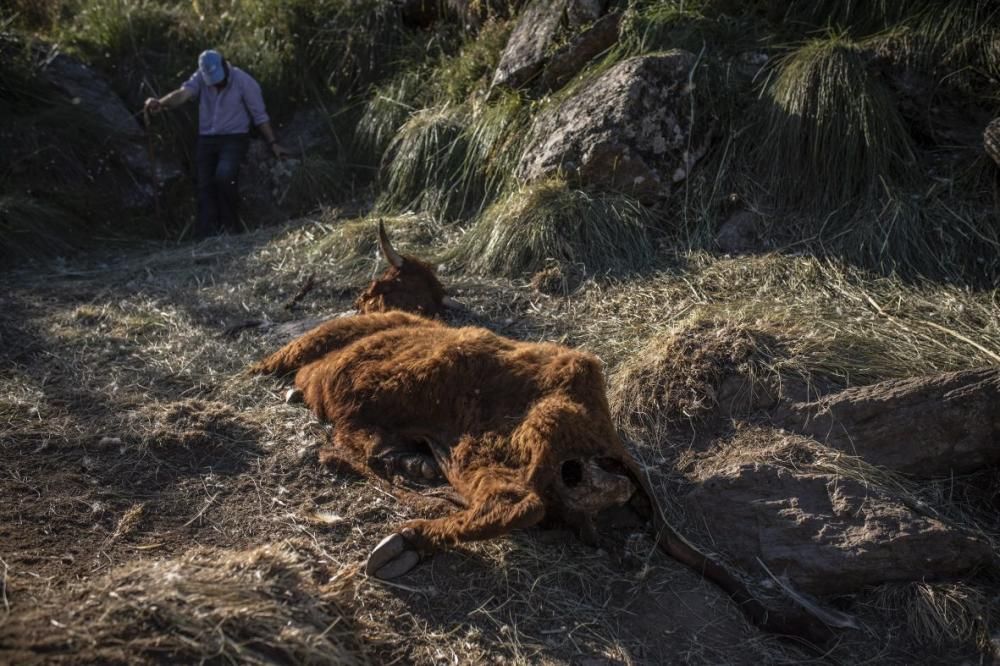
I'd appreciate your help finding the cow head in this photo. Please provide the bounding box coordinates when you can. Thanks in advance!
[555,457,636,514]
[354,221,459,317]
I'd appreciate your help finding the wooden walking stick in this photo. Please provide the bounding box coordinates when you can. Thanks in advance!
[142,105,165,234]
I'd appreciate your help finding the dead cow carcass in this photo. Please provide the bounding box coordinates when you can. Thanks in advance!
[251,312,838,642]
[354,221,460,316]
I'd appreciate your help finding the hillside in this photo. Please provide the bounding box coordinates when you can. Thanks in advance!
[2,1,1000,664]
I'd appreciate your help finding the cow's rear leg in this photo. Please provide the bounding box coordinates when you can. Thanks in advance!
[366,480,544,579]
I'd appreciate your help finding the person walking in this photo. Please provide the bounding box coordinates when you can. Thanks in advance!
[144,49,288,236]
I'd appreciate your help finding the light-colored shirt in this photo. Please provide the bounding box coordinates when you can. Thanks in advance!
[181,65,269,136]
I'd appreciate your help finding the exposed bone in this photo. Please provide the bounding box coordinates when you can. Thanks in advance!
[559,460,635,513]
[378,219,404,269]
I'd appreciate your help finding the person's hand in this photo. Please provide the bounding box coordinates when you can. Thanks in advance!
[270,142,291,160]
[144,97,163,114]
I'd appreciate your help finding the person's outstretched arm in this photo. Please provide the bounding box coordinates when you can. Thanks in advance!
[144,87,194,113]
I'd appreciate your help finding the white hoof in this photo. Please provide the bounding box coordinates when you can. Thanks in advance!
[366,533,420,578]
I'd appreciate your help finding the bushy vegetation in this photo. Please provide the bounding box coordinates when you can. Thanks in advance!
[3,0,999,282]
[453,178,655,278]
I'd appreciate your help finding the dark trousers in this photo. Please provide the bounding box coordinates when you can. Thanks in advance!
[195,134,249,237]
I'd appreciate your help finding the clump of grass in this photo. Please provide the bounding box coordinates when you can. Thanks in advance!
[307,212,439,281]
[428,17,511,104]
[568,251,1000,376]
[609,320,781,441]
[453,178,655,278]
[618,1,762,58]
[759,34,915,211]
[8,543,370,665]
[354,68,426,157]
[866,582,993,652]
[376,104,479,221]
[464,90,530,199]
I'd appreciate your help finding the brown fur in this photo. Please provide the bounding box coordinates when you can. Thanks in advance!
[255,311,626,547]
[354,254,446,317]
[252,312,835,643]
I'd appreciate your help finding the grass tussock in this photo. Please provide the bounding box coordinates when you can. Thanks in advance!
[308,212,439,281]
[760,34,915,210]
[865,582,993,652]
[355,68,426,157]
[7,543,369,665]
[376,104,479,221]
[453,178,655,278]
[609,321,778,441]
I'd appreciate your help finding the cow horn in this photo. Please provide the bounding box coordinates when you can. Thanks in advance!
[378,219,404,269]
[558,459,635,513]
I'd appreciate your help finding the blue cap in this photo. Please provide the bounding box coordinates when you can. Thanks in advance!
[198,50,226,86]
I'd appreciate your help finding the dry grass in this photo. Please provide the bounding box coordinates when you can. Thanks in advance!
[453,178,655,278]
[864,582,993,653]
[2,218,999,664]
[5,542,369,665]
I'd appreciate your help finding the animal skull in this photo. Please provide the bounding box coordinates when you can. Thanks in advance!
[556,458,635,513]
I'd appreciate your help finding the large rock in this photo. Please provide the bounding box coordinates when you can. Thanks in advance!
[39,48,182,207]
[684,432,995,594]
[491,0,567,89]
[781,367,1000,476]
[515,52,707,202]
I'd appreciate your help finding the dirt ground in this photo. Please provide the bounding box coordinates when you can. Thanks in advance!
[0,215,994,664]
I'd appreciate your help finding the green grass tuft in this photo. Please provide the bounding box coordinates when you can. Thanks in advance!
[759,34,916,210]
[452,178,655,278]
[354,68,426,158]
[376,104,480,222]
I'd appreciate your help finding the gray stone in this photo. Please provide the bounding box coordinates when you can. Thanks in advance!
[491,0,567,90]
[515,52,708,203]
[39,49,182,206]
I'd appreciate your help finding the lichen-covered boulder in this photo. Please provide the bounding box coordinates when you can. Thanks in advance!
[683,431,995,594]
[490,0,567,89]
[515,52,707,202]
